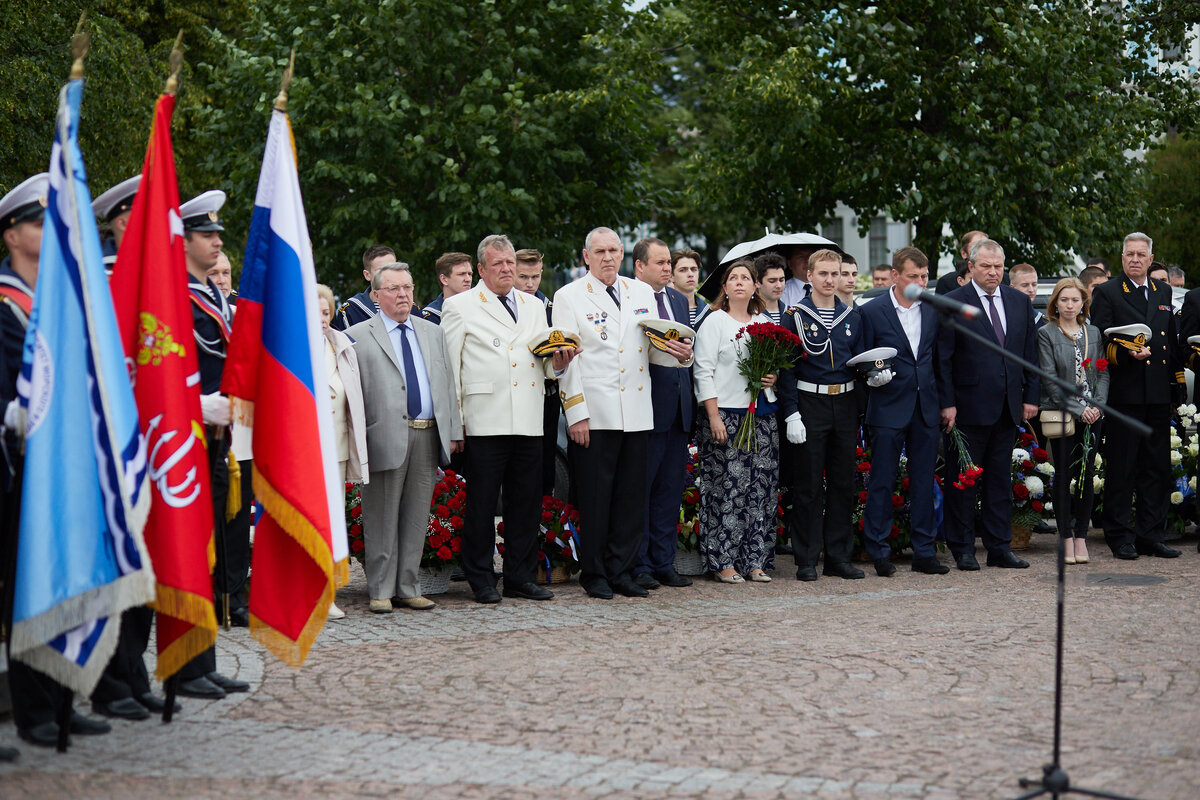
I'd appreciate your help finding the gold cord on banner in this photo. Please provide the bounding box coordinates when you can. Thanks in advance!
[165,31,185,95]
[273,49,295,112]
[69,13,89,80]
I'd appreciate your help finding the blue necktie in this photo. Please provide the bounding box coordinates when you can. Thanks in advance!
[400,323,422,418]
[655,291,670,320]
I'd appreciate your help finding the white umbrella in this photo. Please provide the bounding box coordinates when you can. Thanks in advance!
[718,229,841,266]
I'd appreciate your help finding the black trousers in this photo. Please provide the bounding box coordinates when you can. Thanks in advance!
[462,435,542,591]
[1102,403,1170,548]
[90,605,153,703]
[569,430,648,589]
[638,415,689,576]
[542,388,559,496]
[1048,420,1102,539]
[792,392,858,567]
[216,458,253,612]
[943,420,1018,556]
[180,428,229,681]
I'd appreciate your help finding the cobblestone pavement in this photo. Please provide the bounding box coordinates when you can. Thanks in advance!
[3,531,1200,799]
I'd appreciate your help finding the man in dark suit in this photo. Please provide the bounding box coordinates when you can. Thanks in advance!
[938,239,1040,570]
[1092,232,1184,559]
[934,230,986,295]
[632,237,695,589]
[858,247,949,577]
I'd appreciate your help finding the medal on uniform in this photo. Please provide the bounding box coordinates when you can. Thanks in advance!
[493,337,501,347]
[845,323,852,336]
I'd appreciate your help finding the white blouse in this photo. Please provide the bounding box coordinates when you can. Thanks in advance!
[693,309,773,408]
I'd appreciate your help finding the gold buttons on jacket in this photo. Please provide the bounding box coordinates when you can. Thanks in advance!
[638,346,643,352]
[619,348,624,353]
[512,362,517,367]
[620,386,625,392]
[513,381,518,386]
[620,368,625,373]
[638,366,643,372]
[637,386,643,390]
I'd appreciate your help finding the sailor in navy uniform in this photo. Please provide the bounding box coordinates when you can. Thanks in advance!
[420,292,446,323]
[91,174,140,276]
[0,173,114,747]
[333,286,380,330]
[173,190,251,700]
[778,249,883,582]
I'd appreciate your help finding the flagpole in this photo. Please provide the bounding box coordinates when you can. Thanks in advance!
[274,49,295,112]
[54,15,90,751]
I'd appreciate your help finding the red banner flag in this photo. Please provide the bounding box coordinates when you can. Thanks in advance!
[110,92,218,679]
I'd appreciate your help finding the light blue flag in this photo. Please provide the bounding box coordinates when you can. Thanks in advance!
[9,78,153,695]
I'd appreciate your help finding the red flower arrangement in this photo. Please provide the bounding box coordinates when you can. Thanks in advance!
[947,427,983,489]
[535,495,582,577]
[423,469,465,569]
[732,321,803,451]
[346,481,366,564]
[678,444,701,552]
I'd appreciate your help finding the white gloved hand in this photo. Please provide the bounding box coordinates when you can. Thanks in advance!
[867,368,894,388]
[200,393,231,426]
[785,411,807,444]
[4,399,24,435]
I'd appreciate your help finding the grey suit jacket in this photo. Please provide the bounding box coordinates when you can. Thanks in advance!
[1037,323,1109,414]
[347,313,462,470]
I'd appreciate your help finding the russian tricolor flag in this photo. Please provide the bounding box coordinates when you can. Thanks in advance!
[223,108,347,666]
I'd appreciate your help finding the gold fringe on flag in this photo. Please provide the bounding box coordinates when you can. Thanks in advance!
[150,584,218,680]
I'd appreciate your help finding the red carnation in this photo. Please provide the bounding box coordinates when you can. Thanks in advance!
[444,469,457,480]
[891,494,904,508]
[350,523,362,536]
[436,504,450,518]
[856,447,865,457]
[857,490,868,503]
[541,510,554,523]
[350,539,364,553]
[451,539,462,553]
[857,462,871,473]
[351,505,362,519]
[450,515,464,529]
[902,477,910,491]
[449,497,463,511]
[436,545,452,561]
[1095,358,1108,371]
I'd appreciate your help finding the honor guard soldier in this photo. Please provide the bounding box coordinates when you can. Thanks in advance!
[1090,232,1186,560]
[420,252,474,324]
[514,248,560,495]
[778,249,890,582]
[0,174,113,748]
[173,190,251,699]
[333,244,396,331]
[91,174,140,275]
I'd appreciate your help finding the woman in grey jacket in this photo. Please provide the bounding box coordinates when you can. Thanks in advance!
[1037,278,1109,563]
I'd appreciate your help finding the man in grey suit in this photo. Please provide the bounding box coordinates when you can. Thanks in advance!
[348,263,463,612]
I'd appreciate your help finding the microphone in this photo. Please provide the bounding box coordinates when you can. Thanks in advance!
[902,283,982,321]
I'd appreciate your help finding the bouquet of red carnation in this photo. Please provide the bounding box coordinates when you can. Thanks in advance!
[947,426,983,489]
[733,321,803,451]
[345,481,366,564]
[423,468,465,569]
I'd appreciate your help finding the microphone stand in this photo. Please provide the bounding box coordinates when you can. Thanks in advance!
[935,308,1146,800]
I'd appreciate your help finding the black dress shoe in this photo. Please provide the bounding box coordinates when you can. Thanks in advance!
[584,580,613,599]
[986,550,1030,568]
[229,607,250,628]
[874,558,896,577]
[823,562,865,579]
[1112,543,1139,560]
[69,712,112,735]
[795,566,818,581]
[92,697,150,720]
[0,745,17,762]
[474,585,502,604]
[18,722,59,748]
[177,676,226,699]
[502,581,554,600]
[1135,540,1181,558]
[611,578,649,597]
[654,569,693,587]
[207,672,249,693]
[912,556,950,575]
[633,573,661,590]
[955,553,981,571]
[775,542,794,555]
[138,692,180,714]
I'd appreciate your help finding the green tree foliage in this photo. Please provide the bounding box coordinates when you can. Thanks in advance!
[0,5,157,197]
[190,0,658,299]
[1145,135,1200,280]
[668,1,1197,268]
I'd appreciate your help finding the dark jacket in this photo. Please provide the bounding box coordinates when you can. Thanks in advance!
[1090,274,1183,406]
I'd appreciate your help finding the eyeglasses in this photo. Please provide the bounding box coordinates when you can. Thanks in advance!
[378,285,412,296]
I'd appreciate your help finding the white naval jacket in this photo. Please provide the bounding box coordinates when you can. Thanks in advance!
[441,284,556,437]
[552,273,658,431]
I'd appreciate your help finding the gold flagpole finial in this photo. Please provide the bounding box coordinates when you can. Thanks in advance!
[273,49,296,112]
[165,30,185,95]
[70,13,89,80]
